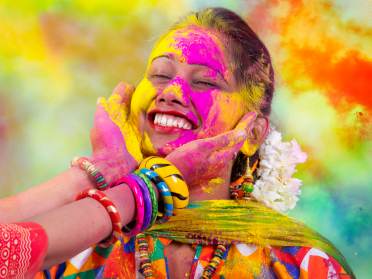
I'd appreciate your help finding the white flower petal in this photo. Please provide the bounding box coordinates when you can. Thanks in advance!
[252,126,307,213]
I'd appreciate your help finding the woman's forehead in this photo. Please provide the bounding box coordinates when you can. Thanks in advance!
[149,26,228,76]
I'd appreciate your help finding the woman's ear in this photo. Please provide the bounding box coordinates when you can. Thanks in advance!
[240,116,269,156]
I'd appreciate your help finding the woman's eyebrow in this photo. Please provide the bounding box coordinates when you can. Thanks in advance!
[150,55,228,84]
[151,54,173,63]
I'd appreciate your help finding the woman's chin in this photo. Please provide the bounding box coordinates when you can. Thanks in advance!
[140,138,176,157]
[142,132,198,158]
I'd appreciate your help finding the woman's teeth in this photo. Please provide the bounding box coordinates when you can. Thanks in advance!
[154,113,192,130]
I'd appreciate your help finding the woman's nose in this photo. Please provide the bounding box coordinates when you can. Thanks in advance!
[156,77,190,107]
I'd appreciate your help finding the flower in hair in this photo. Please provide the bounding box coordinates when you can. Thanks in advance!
[252,127,307,212]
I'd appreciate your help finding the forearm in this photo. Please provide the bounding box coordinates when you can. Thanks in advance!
[0,167,94,223]
[30,184,136,269]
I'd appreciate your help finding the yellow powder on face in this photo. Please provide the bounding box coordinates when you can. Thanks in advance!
[147,29,182,69]
[141,132,156,156]
[130,78,157,123]
[163,83,184,100]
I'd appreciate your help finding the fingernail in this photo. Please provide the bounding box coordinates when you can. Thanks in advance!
[246,111,257,120]
[236,129,247,140]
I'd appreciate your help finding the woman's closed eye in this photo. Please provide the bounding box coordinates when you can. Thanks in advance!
[151,74,172,80]
[192,79,219,89]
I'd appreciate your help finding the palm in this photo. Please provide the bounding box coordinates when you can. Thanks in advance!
[90,82,143,184]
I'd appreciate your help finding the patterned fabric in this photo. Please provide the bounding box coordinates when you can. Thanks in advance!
[37,236,351,279]
[35,200,353,278]
[0,222,48,279]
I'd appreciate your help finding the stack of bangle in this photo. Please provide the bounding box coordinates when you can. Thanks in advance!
[110,157,189,236]
[114,175,146,237]
[74,156,189,246]
[76,189,122,247]
[139,168,174,224]
[139,156,189,209]
[71,157,109,190]
[135,171,158,228]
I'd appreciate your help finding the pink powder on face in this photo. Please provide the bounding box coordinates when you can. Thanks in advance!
[151,26,243,155]
[174,27,227,79]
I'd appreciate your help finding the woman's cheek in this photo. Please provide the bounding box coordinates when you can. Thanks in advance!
[130,78,157,127]
[197,92,245,138]
[218,93,246,129]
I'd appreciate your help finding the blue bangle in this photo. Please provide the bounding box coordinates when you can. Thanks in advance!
[140,168,173,224]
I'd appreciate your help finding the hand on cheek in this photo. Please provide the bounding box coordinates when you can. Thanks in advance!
[90,82,143,184]
[165,112,257,191]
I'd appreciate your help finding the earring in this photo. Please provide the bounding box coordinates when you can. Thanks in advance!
[229,157,257,200]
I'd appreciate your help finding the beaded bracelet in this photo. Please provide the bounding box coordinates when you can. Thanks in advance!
[130,174,153,231]
[71,157,109,190]
[76,189,121,247]
[140,168,173,224]
[135,171,158,227]
[114,175,145,237]
[202,244,228,278]
[136,233,153,278]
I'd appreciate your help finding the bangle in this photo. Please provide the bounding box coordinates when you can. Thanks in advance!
[71,157,109,190]
[140,168,173,224]
[76,189,121,247]
[135,171,158,227]
[130,174,153,231]
[139,156,189,209]
[114,175,145,237]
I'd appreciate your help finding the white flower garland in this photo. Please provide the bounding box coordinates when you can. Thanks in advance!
[252,127,307,213]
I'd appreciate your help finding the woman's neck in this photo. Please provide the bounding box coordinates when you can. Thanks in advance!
[189,161,233,202]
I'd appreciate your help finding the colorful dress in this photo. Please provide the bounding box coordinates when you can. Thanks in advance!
[36,200,354,278]
[37,237,351,278]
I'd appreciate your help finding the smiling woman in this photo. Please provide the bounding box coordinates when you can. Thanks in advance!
[0,7,354,279]
[138,25,248,156]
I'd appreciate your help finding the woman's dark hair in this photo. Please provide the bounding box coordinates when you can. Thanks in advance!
[172,7,275,182]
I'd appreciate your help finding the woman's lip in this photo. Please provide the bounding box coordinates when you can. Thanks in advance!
[150,121,190,133]
[147,109,198,129]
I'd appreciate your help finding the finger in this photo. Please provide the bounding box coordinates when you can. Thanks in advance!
[202,127,248,152]
[96,96,107,106]
[212,137,246,161]
[209,147,240,166]
[209,112,256,149]
[108,82,135,107]
[234,112,257,134]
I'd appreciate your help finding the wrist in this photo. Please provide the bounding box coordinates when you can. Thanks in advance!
[91,155,135,186]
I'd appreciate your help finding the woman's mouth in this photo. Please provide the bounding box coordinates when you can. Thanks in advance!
[148,110,197,133]
[154,113,192,130]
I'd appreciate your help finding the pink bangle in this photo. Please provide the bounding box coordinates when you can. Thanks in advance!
[76,189,122,247]
[114,175,145,237]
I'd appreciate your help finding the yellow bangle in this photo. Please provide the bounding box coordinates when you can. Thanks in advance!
[139,156,189,209]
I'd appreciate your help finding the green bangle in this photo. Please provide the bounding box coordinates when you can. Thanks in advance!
[136,171,158,227]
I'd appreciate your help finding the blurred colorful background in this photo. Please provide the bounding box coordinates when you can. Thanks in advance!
[0,0,370,277]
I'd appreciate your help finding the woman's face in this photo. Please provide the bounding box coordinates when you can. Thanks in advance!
[130,25,248,156]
